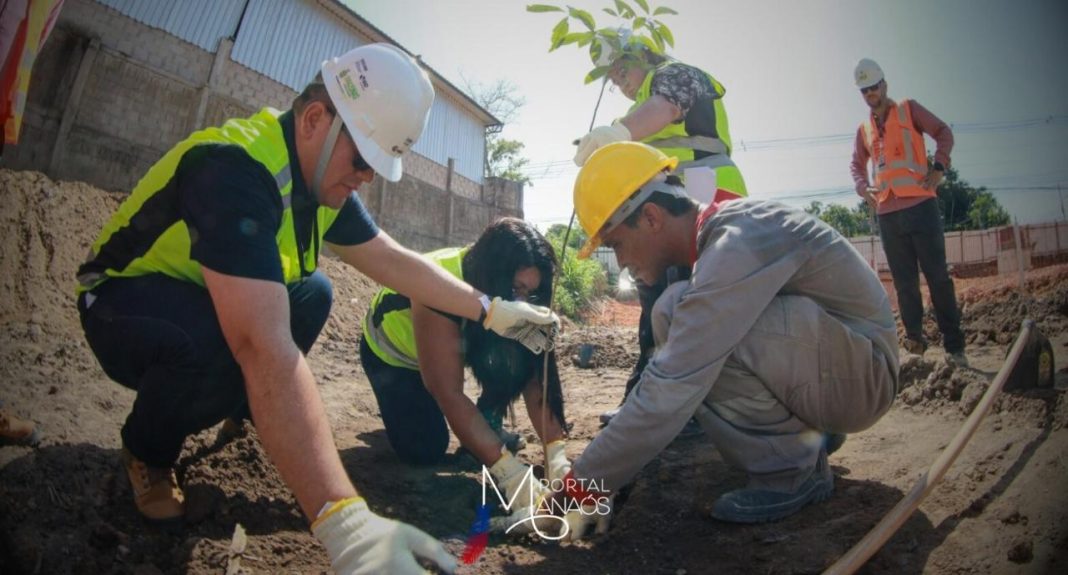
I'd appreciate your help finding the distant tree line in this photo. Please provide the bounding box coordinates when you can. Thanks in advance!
[805,160,1010,237]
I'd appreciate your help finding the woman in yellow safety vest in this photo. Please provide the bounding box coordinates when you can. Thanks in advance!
[359,217,573,507]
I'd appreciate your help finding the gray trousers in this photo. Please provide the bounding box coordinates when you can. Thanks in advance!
[651,284,897,492]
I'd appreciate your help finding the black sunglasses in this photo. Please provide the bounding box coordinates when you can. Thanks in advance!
[340,127,374,172]
[327,105,375,173]
[859,81,882,94]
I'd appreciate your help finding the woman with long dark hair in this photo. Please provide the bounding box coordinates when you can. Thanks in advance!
[359,217,570,506]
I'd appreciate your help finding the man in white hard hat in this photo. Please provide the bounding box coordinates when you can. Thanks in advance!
[850,58,965,365]
[570,28,749,434]
[76,43,556,574]
[541,142,898,537]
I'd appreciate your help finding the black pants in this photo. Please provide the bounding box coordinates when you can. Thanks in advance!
[623,266,692,398]
[79,271,332,467]
[878,198,964,353]
[359,336,453,465]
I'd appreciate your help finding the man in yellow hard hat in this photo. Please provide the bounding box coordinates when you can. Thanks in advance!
[571,28,748,431]
[553,141,899,533]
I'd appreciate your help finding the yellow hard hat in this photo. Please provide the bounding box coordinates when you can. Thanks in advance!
[573,141,678,259]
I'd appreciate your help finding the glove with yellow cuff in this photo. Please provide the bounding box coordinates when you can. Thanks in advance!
[312,497,457,575]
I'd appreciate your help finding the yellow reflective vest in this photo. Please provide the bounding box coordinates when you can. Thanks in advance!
[633,63,747,196]
[362,247,468,369]
[77,108,340,294]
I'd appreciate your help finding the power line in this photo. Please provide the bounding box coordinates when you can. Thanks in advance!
[519,112,1068,176]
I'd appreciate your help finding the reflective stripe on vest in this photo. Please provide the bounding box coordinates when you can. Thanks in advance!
[634,64,733,162]
[76,108,338,293]
[861,99,933,203]
[362,247,469,369]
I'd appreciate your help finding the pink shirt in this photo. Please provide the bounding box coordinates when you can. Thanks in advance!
[850,99,954,215]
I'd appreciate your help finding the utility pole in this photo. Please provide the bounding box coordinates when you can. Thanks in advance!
[1059,182,1065,221]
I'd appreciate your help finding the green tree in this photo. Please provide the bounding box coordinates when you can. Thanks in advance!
[462,77,531,185]
[804,200,873,238]
[934,161,1010,230]
[546,234,606,321]
[545,222,588,252]
[528,1,678,84]
[820,203,867,238]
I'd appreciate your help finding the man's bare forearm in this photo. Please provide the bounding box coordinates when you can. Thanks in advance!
[242,345,356,520]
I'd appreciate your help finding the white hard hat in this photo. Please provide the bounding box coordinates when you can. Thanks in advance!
[321,44,434,182]
[593,27,633,68]
[854,58,884,89]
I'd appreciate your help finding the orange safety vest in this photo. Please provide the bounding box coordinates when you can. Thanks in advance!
[860,99,934,204]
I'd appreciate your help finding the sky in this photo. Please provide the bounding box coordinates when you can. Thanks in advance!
[345,0,1068,226]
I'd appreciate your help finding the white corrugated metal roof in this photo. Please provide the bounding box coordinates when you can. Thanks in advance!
[93,0,491,183]
[97,0,245,52]
[231,0,363,90]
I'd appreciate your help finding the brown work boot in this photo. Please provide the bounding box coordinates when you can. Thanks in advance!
[903,338,927,355]
[121,448,185,525]
[0,408,41,447]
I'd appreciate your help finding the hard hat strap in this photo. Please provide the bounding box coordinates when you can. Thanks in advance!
[600,176,688,237]
[311,115,345,198]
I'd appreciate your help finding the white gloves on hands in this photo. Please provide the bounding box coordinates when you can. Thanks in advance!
[545,440,572,483]
[490,441,575,538]
[483,297,559,354]
[574,122,632,166]
[561,494,614,541]
[489,450,551,509]
[312,497,457,575]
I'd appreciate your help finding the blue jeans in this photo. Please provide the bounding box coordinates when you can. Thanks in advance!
[878,198,964,352]
[79,271,332,467]
[358,336,450,465]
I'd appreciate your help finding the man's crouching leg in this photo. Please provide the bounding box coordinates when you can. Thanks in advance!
[652,291,896,523]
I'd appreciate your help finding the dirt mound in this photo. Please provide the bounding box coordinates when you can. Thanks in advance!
[2,169,1067,574]
[557,325,639,370]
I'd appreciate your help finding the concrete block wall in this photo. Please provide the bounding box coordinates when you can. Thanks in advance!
[58,0,212,87]
[216,58,294,114]
[1,0,522,249]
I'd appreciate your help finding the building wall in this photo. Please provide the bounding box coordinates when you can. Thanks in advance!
[1,0,520,249]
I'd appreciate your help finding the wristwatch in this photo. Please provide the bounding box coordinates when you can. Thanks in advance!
[932,161,945,172]
[478,294,491,323]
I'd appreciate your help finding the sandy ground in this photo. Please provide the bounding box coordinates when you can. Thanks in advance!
[1,169,1067,574]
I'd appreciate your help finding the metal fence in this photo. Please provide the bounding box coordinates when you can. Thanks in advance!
[589,220,1068,279]
[849,220,1068,274]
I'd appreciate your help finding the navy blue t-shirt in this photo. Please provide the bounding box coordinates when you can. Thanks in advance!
[182,111,379,284]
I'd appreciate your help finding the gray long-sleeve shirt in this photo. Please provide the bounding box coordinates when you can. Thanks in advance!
[572,199,897,491]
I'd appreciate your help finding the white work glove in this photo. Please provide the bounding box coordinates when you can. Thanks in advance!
[489,450,551,509]
[483,297,559,354]
[490,441,573,538]
[545,440,572,483]
[561,494,614,541]
[312,497,457,575]
[573,122,632,166]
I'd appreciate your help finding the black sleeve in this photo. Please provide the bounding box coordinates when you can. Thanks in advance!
[177,144,285,283]
[323,191,381,246]
[650,62,720,118]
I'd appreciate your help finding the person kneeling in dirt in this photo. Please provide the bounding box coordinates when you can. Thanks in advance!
[360,217,572,507]
[75,44,557,574]
[540,142,900,536]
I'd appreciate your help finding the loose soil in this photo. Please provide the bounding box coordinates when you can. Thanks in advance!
[1,169,1066,574]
